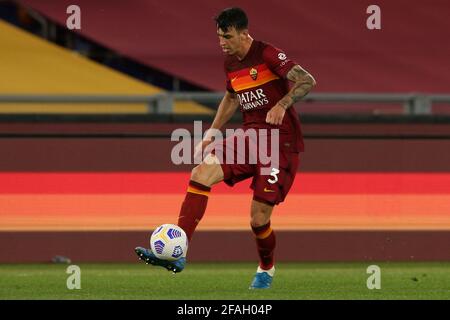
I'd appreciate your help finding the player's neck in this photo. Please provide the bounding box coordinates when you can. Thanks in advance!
[236,37,253,61]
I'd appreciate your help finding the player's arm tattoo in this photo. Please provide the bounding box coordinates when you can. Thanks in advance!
[278,65,316,110]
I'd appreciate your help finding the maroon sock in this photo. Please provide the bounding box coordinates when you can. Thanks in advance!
[251,221,276,270]
[177,180,211,242]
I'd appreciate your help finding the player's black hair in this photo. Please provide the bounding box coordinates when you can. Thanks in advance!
[214,7,248,32]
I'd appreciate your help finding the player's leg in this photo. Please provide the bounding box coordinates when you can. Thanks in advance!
[249,199,276,289]
[177,153,224,241]
[248,151,300,287]
[251,200,276,270]
[135,153,224,272]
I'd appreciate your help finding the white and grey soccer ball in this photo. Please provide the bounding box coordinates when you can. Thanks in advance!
[150,224,188,261]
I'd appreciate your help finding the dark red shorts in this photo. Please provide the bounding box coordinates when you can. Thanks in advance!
[211,132,300,206]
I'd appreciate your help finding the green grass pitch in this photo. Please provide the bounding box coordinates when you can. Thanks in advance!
[0,262,449,299]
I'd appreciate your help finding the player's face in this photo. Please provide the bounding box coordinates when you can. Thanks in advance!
[217,27,246,55]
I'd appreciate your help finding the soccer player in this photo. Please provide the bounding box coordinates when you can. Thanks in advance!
[136,7,316,289]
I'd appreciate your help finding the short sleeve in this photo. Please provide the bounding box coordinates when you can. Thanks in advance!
[262,44,297,79]
[225,78,235,93]
[224,62,235,93]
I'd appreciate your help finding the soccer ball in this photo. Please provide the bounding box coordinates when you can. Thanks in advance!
[150,224,188,261]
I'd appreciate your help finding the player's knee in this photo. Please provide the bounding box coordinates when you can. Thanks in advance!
[251,216,269,228]
[250,202,273,227]
[190,165,207,185]
[250,211,271,227]
[191,156,224,187]
[191,164,217,186]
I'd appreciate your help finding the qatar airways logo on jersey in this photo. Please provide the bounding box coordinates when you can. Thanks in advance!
[237,89,269,111]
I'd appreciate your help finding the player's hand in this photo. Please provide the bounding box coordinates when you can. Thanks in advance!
[265,104,286,126]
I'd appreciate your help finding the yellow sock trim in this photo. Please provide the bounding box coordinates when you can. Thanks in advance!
[256,227,273,239]
[187,186,210,197]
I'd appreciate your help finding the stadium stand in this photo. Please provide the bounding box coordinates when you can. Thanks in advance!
[17,0,450,93]
[0,1,449,263]
[0,19,212,114]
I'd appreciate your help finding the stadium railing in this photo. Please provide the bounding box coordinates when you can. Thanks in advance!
[0,92,449,115]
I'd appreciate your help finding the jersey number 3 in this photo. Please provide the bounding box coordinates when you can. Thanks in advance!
[267,168,280,184]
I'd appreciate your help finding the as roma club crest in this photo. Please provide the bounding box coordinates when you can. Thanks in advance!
[249,67,258,81]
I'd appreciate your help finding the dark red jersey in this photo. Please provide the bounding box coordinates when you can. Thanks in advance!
[224,40,304,152]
